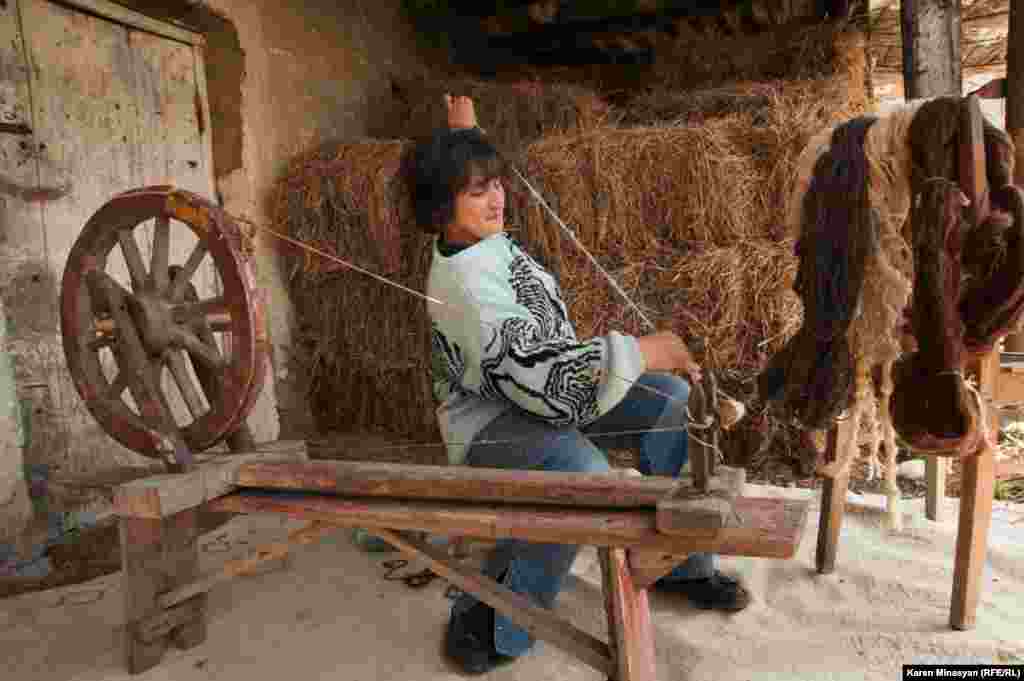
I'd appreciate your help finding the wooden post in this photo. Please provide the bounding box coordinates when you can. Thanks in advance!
[1004,0,1024,351]
[1008,0,1023,187]
[899,0,961,100]
[121,510,206,674]
[949,442,997,630]
[600,547,658,681]
[925,456,947,520]
[815,425,848,574]
[949,348,999,630]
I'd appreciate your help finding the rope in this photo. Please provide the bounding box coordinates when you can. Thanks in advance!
[511,166,657,332]
[246,218,695,412]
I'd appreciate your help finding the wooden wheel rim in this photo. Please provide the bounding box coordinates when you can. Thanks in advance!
[60,186,268,458]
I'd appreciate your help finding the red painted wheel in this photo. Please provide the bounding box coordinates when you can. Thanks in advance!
[60,186,268,464]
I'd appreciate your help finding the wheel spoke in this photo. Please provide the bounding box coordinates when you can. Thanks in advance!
[168,242,208,302]
[118,229,148,292]
[105,371,130,401]
[173,327,225,370]
[150,359,178,425]
[89,268,187,463]
[151,215,170,293]
[165,350,207,419]
[88,332,115,351]
[175,296,229,329]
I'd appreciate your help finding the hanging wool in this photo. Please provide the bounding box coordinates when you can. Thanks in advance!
[759,115,879,430]
[961,185,1024,352]
[891,178,980,456]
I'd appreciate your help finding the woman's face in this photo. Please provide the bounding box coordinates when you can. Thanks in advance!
[446,173,505,244]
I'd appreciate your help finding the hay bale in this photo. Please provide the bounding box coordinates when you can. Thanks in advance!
[618,83,777,127]
[276,139,414,277]
[649,22,867,94]
[618,30,869,243]
[389,76,612,151]
[273,128,804,455]
[272,139,442,447]
[553,239,800,377]
[512,123,763,262]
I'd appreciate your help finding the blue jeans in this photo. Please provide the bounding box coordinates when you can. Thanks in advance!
[450,372,716,657]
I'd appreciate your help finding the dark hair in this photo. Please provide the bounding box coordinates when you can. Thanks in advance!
[407,127,505,234]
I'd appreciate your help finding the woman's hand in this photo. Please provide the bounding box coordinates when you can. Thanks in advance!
[445,94,478,130]
[637,330,703,385]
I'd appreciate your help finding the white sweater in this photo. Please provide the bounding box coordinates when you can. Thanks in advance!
[426,231,646,465]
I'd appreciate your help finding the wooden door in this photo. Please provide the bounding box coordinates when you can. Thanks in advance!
[1,0,217,480]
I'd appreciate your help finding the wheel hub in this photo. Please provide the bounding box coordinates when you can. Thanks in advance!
[127,292,176,356]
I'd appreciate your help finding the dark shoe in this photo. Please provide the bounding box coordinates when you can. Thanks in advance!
[444,602,516,675]
[655,571,751,612]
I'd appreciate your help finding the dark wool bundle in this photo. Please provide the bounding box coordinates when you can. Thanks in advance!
[962,185,1024,351]
[759,115,879,430]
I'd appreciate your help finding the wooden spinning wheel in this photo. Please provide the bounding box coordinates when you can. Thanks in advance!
[60,186,268,467]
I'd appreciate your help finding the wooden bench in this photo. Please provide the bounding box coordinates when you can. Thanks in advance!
[112,440,810,680]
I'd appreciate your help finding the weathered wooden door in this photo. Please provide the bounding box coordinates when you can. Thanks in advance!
[1,0,217,492]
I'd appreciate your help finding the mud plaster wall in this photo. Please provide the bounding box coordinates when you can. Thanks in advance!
[111,0,436,440]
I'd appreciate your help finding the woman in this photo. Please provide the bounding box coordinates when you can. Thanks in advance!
[410,95,750,675]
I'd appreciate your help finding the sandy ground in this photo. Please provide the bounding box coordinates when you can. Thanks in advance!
[2,484,1023,681]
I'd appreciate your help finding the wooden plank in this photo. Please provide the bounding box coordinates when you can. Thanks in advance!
[209,489,811,559]
[20,0,143,468]
[950,442,996,630]
[371,527,615,678]
[600,548,657,681]
[656,466,745,533]
[121,510,205,674]
[136,596,206,643]
[53,0,203,45]
[816,425,847,575]
[627,549,688,591]
[960,94,991,229]
[235,459,679,508]
[899,0,962,100]
[157,521,335,609]
[114,442,308,518]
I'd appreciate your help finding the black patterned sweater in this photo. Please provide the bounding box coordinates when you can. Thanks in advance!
[427,231,645,465]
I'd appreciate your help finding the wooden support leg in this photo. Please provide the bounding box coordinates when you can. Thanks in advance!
[816,425,848,575]
[949,443,996,630]
[925,457,947,521]
[121,509,206,674]
[600,547,657,681]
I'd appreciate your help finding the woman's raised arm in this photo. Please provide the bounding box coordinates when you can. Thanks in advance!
[445,94,478,130]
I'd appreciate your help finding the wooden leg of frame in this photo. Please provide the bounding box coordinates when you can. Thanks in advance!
[950,442,996,630]
[121,509,206,674]
[925,458,947,521]
[816,425,849,574]
[600,547,658,681]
